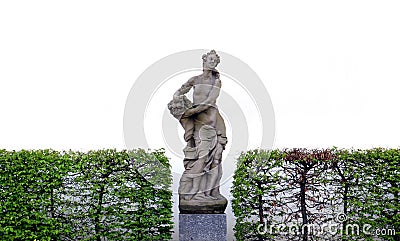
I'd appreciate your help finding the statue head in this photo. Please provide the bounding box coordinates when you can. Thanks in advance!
[202,50,220,70]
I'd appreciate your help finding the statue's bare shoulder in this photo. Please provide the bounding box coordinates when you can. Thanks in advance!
[191,74,203,85]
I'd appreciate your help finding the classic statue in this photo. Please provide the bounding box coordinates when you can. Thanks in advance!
[168,50,228,213]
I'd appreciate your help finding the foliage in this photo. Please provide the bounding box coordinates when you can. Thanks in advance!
[231,148,400,241]
[0,149,173,241]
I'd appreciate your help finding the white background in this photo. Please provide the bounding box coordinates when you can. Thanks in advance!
[1,1,400,240]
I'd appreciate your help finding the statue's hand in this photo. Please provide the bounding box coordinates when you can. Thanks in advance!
[182,108,196,118]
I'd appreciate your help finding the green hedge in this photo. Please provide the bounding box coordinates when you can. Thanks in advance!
[0,149,173,241]
[231,148,400,241]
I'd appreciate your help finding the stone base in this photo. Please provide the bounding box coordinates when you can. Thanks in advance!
[179,196,227,214]
[179,214,226,241]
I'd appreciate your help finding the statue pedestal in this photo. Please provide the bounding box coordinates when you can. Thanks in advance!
[179,196,228,214]
[179,214,226,241]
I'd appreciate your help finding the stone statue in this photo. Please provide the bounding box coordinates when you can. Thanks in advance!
[168,50,228,214]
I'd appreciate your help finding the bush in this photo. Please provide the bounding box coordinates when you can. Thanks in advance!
[231,148,400,241]
[0,149,173,241]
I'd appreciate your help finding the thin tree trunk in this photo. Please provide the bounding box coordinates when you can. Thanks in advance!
[258,181,264,241]
[95,184,105,241]
[300,170,308,241]
[342,183,348,241]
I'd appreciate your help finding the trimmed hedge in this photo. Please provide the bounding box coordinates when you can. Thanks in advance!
[231,148,400,241]
[0,149,173,241]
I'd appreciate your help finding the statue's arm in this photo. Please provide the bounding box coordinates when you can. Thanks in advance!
[174,76,196,98]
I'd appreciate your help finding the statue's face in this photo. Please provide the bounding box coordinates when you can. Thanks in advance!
[204,54,219,70]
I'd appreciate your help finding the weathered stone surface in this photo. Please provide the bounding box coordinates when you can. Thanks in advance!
[168,50,228,214]
[179,196,227,214]
[179,214,226,241]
